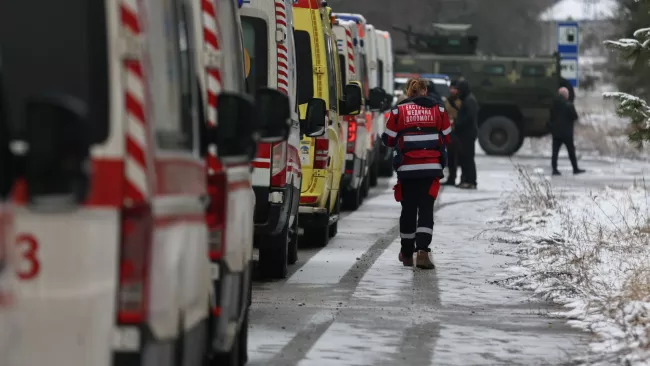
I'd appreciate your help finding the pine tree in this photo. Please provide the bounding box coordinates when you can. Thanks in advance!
[604,0,650,145]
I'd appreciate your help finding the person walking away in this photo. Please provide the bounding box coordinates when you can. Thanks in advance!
[443,86,462,186]
[382,79,452,269]
[549,87,585,175]
[451,80,478,189]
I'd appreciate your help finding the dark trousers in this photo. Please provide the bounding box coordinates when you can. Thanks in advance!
[458,136,477,185]
[400,177,435,255]
[552,137,578,171]
[446,135,460,182]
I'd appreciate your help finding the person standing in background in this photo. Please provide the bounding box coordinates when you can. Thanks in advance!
[451,80,478,189]
[443,84,462,186]
[549,87,585,176]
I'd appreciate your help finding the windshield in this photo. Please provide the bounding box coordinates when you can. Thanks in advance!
[241,16,268,92]
[294,30,314,105]
[0,0,109,140]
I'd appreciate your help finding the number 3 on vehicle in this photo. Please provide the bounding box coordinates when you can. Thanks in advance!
[15,234,40,280]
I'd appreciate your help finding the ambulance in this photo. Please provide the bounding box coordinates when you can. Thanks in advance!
[0,97,17,366]
[333,13,390,189]
[293,0,363,247]
[0,1,290,366]
[333,19,369,210]
[241,0,303,279]
[375,29,396,177]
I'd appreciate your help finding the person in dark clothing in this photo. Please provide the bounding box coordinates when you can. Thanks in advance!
[549,87,585,175]
[442,91,462,186]
[450,80,479,189]
[382,79,452,269]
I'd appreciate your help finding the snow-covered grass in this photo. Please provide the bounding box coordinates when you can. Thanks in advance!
[489,166,650,365]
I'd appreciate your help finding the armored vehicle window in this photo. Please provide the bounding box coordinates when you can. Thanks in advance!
[522,65,546,77]
[242,17,269,93]
[338,55,347,86]
[324,31,338,112]
[294,30,314,106]
[483,64,505,76]
[440,63,462,79]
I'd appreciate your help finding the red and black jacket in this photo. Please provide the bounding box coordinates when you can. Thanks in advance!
[381,96,452,179]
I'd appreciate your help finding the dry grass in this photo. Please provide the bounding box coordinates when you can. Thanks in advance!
[496,166,650,364]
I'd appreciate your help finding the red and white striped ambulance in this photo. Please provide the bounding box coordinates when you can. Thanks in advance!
[333,19,370,210]
[0,0,290,365]
[242,0,303,279]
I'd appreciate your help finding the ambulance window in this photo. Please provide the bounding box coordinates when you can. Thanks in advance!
[359,54,369,98]
[241,17,268,93]
[377,60,384,89]
[154,0,198,152]
[338,55,347,86]
[323,32,338,112]
[294,30,313,105]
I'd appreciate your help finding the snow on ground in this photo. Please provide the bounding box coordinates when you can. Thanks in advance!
[488,165,650,365]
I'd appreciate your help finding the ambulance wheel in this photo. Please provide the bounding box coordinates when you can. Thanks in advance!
[259,223,289,279]
[328,193,341,238]
[287,215,299,265]
[362,173,370,198]
[343,186,361,210]
[369,159,379,187]
[238,309,249,365]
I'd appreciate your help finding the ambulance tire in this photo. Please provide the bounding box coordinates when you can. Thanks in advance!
[361,173,370,198]
[306,196,330,248]
[369,159,379,187]
[259,224,289,279]
[287,214,299,265]
[342,186,361,210]
[238,309,249,365]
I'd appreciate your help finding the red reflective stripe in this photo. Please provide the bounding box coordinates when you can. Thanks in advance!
[293,0,319,9]
[13,157,207,207]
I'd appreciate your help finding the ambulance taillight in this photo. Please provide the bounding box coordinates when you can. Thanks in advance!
[346,116,357,153]
[206,172,227,260]
[118,204,153,324]
[271,143,287,187]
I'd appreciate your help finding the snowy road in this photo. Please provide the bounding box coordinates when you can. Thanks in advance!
[248,153,650,366]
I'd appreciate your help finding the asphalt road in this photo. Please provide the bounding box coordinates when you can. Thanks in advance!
[247,153,650,366]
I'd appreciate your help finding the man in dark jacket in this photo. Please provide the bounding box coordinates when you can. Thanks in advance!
[549,87,585,175]
[451,80,479,189]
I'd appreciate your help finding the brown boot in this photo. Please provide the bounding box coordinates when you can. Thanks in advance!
[399,252,414,267]
[416,250,435,270]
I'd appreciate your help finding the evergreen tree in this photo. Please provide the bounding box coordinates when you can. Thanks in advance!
[604,0,650,145]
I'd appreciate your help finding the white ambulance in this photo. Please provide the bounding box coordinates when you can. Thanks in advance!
[333,13,390,189]
[0,1,290,366]
[375,29,396,178]
[0,114,17,366]
[241,0,302,279]
[333,19,369,210]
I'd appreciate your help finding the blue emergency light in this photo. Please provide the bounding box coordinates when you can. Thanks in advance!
[238,0,244,8]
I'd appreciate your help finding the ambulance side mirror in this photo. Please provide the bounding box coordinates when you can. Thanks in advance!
[368,87,387,111]
[340,83,362,116]
[21,95,92,211]
[302,98,327,138]
[256,88,291,143]
[215,92,257,161]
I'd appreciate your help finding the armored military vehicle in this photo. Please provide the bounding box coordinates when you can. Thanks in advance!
[394,23,574,156]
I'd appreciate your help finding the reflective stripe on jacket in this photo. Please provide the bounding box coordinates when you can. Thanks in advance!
[381,97,452,179]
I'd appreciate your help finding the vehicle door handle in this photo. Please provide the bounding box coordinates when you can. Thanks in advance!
[199,194,211,209]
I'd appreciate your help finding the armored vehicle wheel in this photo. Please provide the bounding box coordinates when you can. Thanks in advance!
[478,116,521,156]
